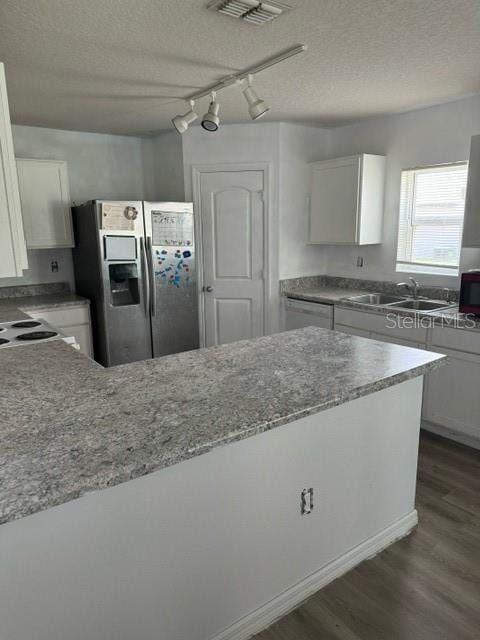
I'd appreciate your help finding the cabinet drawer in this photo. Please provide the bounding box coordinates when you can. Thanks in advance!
[26,305,90,328]
[334,323,370,338]
[335,307,427,343]
[431,325,480,355]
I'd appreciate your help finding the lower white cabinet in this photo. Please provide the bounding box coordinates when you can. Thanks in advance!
[335,307,427,344]
[423,346,480,441]
[335,306,480,446]
[27,304,93,358]
[422,326,480,443]
[370,332,423,349]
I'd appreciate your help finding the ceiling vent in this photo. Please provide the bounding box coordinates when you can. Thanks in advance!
[208,0,291,25]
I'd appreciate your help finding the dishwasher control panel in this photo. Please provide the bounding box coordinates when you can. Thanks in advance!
[285,298,334,330]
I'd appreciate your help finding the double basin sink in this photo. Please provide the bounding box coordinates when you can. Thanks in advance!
[344,293,456,312]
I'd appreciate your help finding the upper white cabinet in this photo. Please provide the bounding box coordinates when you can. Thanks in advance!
[308,154,386,245]
[16,158,74,249]
[0,62,28,277]
[461,134,480,247]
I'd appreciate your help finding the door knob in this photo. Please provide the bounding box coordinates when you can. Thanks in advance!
[203,285,213,292]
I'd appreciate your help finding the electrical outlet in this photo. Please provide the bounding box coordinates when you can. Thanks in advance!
[356,256,364,268]
[51,260,59,273]
[301,488,313,515]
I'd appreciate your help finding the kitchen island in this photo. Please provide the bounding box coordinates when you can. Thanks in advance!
[0,327,444,640]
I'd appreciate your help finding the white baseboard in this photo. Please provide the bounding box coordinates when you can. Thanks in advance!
[421,421,480,450]
[210,510,418,640]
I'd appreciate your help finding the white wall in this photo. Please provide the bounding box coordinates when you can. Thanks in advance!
[0,125,150,289]
[278,123,331,279]
[144,131,185,202]
[323,94,480,288]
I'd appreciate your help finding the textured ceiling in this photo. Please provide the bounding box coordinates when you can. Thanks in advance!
[0,0,479,135]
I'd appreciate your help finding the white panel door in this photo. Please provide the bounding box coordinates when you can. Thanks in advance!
[200,170,265,347]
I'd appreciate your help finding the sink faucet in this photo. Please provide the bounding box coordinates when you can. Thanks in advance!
[397,277,421,299]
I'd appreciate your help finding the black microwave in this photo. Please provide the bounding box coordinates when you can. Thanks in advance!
[459,271,480,316]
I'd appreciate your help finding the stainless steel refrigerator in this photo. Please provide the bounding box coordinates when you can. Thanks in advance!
[72,200,198,367]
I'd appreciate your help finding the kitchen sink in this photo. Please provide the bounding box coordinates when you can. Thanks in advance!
[387,299,454,311]
[345,293,407,305]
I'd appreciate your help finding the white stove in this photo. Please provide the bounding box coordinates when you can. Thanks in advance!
[0,319,76,349]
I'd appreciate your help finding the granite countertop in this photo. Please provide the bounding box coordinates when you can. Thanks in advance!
[0,292,89,315]
[284,286,372,304]
[0,326,444,526]
[282,279,480,332]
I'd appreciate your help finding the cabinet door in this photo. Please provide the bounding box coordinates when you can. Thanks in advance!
[462,135,480,247]
[423,346,480,440]
[16,159,73,248]
[0,63,28,276]
[309,157,359,244]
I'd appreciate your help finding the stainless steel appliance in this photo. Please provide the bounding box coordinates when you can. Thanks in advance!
[72,200,198,367]
[285,298,334,330]
[459,269,480,316]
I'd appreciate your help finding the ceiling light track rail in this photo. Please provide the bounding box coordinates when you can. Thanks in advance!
[186,43,306,102]
[171,43,306,134]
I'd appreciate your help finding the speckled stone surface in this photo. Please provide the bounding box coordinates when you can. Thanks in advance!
[281,275,480,330]
[0,293,90,323]
[280,275,460,303]
[284,286,372,304]
[0,327,444,526]
[337,298,480,332]
[0,282,69,299]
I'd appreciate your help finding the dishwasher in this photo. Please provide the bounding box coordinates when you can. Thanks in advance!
[285,297,334,330]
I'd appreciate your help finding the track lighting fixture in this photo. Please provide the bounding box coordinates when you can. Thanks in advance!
[170,44,306,133]
[242,75,269,120]
[201,93,220,131]
[172,100,198,134]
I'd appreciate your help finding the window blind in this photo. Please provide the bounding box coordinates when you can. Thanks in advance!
[396,162,468,275]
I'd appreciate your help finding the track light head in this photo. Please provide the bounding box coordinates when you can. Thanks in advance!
[242,75,269,120]
[172,100,198,134]
[201,93,220,132]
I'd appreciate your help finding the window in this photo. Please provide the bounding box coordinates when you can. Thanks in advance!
[396,162,468,276]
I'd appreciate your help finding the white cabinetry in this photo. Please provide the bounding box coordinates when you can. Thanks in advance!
[27,305,93,358]
[334,307,427,346]
[308,154,386,245]
[462,135,480,247]
[423,326,480,443]
[335,306,480,447]
[16,158,74,249]
[0,62,28,277]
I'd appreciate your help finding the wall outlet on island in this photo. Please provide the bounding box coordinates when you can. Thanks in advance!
[356,256,364,268]
[51,260,59,273]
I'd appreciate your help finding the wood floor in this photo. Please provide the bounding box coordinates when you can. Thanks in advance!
[254,431,480,640]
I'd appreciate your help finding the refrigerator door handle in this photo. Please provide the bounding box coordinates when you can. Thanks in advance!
[146,236,157,316]
[140,237,150,316]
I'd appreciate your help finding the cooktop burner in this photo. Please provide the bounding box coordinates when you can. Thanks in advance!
[11,320,42,329]
[0,338,9,345]
[0,327,6,333]
[16,331,58,341]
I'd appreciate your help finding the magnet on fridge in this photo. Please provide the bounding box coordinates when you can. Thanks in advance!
[182,250,191,258]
